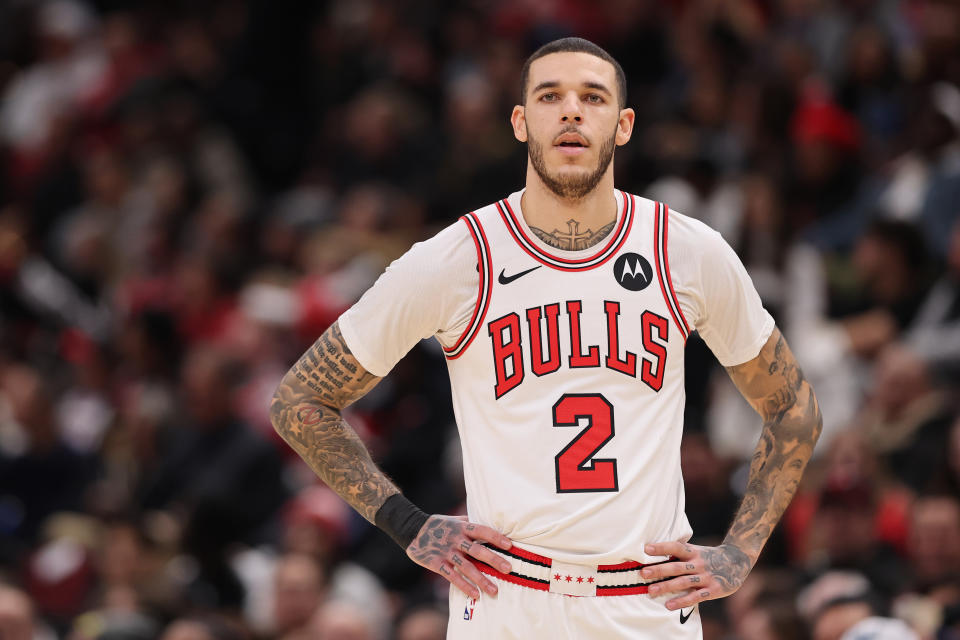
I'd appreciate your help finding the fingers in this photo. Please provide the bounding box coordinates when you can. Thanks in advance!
[464,523,513,550]
[439,562,483,599]
[452,553,499,596]
[461,540,512,574]
[438,552,501,599]
[641,559,700,581]
[647,573,705,597]
[665,588,712,610]
[645,541,694,559]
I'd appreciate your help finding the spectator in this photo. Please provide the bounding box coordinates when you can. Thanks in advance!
[908,495,960,591]
[0,584,55,640]
[395,605,447,640]
[307,599,376,640]
[273,553,326,640]
[0,1,959,636]
[0,364,95,547]
[138,346,288,607]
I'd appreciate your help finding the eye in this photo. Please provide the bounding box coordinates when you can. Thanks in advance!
[585,94,604,104]
[540,92,559,102]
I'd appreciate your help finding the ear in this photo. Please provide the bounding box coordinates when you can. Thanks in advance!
[615,107,635,146]
[510,105,527,143]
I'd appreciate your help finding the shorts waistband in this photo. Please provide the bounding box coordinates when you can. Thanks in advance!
[477,543,672,597]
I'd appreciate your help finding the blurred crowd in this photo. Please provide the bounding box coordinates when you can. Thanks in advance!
[1,0,960,638]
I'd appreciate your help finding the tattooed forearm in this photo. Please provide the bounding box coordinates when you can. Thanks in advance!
[529,219,616,251]
[270,321,396,523]
[722,329,822,561]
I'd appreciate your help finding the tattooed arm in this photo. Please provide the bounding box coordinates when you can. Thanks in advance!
[270,321,392,521]
[640,328,822,610]
[270,321,512,598]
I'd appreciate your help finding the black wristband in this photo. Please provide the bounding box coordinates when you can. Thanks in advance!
[375,494,430,549]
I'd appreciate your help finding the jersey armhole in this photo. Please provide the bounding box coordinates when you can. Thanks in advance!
[443,212,492,359]
[653,202,692,342]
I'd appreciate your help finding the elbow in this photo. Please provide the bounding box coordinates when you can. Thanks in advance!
[269,374,295,441]
[806,384,824,445]
[811,408,824,445]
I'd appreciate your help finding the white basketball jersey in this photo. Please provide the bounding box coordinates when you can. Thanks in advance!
[443,189,693,566]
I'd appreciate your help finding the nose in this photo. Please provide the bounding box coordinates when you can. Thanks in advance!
[560,92,582,123]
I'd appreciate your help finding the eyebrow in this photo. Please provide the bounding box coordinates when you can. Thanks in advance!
[531,80,612,96]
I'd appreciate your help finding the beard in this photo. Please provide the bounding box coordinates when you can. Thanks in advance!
[527,125,617,200]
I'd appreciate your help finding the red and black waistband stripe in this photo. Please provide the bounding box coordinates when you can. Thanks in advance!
[595,585,650,596]
[482,543,552,567]
[597,558,672,573]
[475,560,551,592]
[477,562,550,586]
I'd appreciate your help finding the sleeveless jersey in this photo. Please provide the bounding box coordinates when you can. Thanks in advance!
[443,189,693,566]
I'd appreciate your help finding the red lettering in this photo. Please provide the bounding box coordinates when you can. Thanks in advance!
[489,313,524,398]
[527,304,561,376]
[604,301,637,377]
[566,300,600,368]
[641,311,668,391]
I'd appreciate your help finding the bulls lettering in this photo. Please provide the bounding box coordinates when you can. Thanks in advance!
[488,301,669,398]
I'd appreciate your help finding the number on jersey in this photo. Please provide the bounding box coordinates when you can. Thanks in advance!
[553,393,618,492]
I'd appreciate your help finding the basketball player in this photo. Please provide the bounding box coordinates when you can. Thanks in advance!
[270,38,822,638]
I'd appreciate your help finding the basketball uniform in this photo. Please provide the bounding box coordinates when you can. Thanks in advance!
[339,188,774,638]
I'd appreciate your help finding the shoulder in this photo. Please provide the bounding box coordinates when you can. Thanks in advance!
[411,194,509,256]
[627,195,726,267]
[654,203,735,276]
[662,204,724,251]
[396,216,477,273]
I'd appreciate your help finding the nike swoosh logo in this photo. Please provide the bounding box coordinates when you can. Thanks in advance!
[498,266,541,285]
[679,607,694,624]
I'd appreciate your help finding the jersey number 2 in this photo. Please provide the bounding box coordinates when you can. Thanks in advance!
[553,393,618,493]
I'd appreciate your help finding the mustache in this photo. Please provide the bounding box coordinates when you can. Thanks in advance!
[553,125,590,145]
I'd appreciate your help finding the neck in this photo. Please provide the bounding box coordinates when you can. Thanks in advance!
[521,166,618,251]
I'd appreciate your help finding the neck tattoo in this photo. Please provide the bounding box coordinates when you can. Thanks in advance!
[529,218,616,251]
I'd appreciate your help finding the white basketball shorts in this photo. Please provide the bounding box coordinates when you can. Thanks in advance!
[447,578,703,639]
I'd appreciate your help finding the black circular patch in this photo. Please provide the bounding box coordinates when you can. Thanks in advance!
[613,253,653,291]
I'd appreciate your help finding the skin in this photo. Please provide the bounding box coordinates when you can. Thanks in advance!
[271,322,513,600]
[271,50,822,609]
[641,328,822,610]
[510,51,635,251]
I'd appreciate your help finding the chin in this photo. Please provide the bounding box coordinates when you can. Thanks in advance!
[552,165,592,179]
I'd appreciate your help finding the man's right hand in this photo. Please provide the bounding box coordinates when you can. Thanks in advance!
[406,515,514,598]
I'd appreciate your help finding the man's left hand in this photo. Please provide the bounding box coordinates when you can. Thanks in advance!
[641,541,753,610]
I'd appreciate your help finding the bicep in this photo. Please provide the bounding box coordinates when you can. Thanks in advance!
[281,321,382,411]
[724,328,810,422]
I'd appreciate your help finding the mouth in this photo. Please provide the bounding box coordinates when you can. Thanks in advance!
[555,142,588,156]
[553,131,589,156]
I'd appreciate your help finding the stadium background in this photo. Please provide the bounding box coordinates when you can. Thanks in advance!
[1,0,959,638]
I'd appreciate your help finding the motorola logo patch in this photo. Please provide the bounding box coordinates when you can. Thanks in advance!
[613,253,653,291]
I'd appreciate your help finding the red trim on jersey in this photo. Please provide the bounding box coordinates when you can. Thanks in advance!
[597,560,644,572]
[661,204,691,336]
[444,212,492,359]
[496,192,634,272]
[503,544,554,566]
[653,202,689,342]
[595,584,651,596]
[476,563,550,591]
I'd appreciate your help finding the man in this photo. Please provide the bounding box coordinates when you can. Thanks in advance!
[270,38,822,638]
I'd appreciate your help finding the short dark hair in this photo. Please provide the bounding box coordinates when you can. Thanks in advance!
[520,37,627,109]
